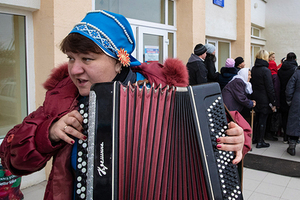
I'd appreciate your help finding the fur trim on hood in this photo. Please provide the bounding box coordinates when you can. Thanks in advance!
[132,58,189,87]
[43,63,69,90]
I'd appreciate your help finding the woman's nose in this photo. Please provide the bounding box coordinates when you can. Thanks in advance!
[70,60,84,75]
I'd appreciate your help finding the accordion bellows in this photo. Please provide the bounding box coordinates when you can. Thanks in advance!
[82,82,243,200]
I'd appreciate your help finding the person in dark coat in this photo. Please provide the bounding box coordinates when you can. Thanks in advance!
[186,43,208,85]
[265,51,281,141]
[285,67,300,155]
[204,43,219,82]
[219,58,238,90]
[250,50,276,148]
[278,52,298,143]
[222,68,256,113]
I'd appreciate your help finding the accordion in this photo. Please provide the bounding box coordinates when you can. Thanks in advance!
[76,82,243,200]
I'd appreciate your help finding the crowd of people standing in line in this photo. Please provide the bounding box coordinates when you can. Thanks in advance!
[187,43,300,155]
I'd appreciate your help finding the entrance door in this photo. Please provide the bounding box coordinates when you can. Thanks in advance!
[137,27,168,64]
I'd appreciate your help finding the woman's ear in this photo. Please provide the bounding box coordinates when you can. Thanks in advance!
[115,62,122,74]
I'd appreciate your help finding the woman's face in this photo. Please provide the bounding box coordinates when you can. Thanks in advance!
[269,54,276,61]
[247,71,251,82]
[67,51,121,96]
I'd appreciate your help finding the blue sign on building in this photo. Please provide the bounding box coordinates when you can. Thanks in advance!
[213,0,224,7]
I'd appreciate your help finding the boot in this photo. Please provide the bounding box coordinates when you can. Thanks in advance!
[256,141,270,148]
[287,141,296,156]
[256,124,270,148]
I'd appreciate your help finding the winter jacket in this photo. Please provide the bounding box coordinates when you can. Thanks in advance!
[250,59,275,114]
[278,60,298,112]
[286,68,300,137]
[205,53,219,82]
[0,58,189,200]
[222,78,253,113]
[186,54,208,85]
[218,67,238,90]
[268,60,281,107]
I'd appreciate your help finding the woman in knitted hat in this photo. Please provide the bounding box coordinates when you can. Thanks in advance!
[218,58,239,90]
[0,11,246,200]
[204,43,219,82]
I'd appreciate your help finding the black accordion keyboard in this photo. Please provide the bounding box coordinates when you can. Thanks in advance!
[189,83,243,199]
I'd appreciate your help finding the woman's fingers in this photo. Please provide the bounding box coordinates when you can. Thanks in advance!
[216,121,244,164]
[49,110,86,144]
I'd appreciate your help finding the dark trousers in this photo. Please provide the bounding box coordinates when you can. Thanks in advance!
[281,111,289,140]
[253,112,269,143]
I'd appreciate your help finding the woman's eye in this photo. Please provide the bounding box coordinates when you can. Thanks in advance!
[67,56,74,61]
[83,57,93,62]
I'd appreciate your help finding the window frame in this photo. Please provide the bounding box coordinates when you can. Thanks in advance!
[251,26,261,38]
[0,7,35,114]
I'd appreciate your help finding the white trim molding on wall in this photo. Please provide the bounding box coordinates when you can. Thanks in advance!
[0,0,40,11]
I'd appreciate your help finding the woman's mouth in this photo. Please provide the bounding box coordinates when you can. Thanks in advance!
[78,79,88,85]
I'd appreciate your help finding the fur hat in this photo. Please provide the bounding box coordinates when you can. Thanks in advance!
[205,44,215,54]
[194,44,207,56]
[234,57,244,68]
[70,10,140,67]
[225,58,235,68]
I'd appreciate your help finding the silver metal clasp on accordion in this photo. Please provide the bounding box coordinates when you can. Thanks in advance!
[84,81,243,200]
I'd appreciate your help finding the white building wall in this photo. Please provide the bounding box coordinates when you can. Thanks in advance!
[205,0,237,40]
[251,0,266,28]
[264,0,300,64]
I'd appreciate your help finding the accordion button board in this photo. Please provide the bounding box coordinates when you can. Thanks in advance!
[85,81,243,200]
[188,83,243,200]
[75,97,89,200]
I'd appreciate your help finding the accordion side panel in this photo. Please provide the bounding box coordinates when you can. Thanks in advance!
[88,82,119,200]
[188,83,243,200]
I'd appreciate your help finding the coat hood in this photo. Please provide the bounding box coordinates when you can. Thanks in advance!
[220,66,238,75]
[43,63,69,90]
[280,60,298,71]
[187,53,202,63]
[254,58,269,68]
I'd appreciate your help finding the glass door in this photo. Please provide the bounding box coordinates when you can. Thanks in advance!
[137,27,168,64]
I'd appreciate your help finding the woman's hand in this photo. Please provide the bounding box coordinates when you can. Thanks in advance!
[49,110,86,145]
[252,100,256,107]
[216,121,244,165]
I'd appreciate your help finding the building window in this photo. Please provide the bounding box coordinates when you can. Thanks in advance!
[0,13,27,138]
[95,0,176,63]
[218,41,230,71]
[251,45,261,68]
[251,27,261,38]
[95,0,174,26]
